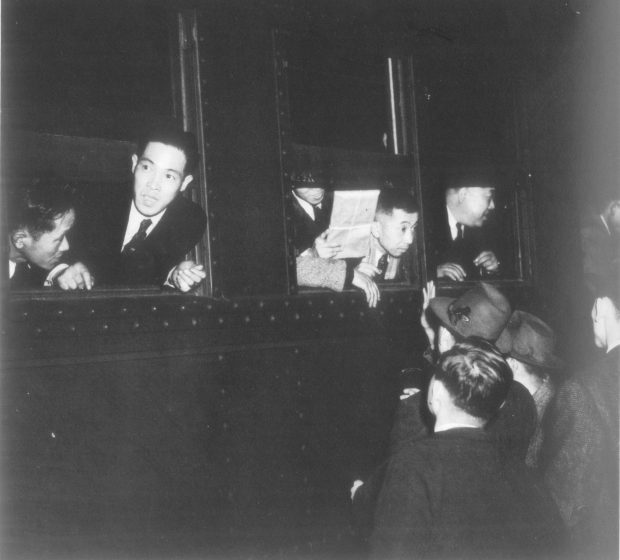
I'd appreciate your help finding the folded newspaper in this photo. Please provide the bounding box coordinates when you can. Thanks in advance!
[325,190,380,259]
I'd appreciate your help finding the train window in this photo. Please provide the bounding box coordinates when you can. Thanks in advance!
[3,2,211,296]
[274,29,423,298]
[413,45,533,285]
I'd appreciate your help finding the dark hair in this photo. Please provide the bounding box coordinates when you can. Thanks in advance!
[444,164,497,192]
[7,178,76,239]
[376,189,418,216]
[435,340,512,421]
[135,125,199,176]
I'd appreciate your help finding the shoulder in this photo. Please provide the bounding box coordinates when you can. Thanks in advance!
[166,195,207,226]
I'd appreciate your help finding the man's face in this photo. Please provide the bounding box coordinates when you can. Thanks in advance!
[294,187,325,206]
[132,142,193,217]
[15,209,75,270]
[373,209,418,257]
[459,187,495,227]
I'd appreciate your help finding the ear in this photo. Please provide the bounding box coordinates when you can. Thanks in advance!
[370,221,380,238]
[131,154,138,173]
[428,377,448,416]
[180,175,193,192]
[11,229,29,249]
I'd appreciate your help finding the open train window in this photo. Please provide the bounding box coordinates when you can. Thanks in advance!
[274,28,424,298]
[2,2,211,296]
[413,44,534,286]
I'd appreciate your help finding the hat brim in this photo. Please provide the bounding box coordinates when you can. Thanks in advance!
[509,351,564,371]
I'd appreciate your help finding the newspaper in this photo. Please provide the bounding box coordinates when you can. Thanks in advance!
[325,190,380,259]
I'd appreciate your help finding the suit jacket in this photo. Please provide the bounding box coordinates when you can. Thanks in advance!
[540,373,617,558]
[9,261,49,290]
[353,381,538,544]
[72,189,206,286]
[369,428,562,560]
[428,204,499,280]
[289,192,332,255]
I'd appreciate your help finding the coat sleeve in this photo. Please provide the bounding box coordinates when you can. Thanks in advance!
[541,379,606,527]
[369,448,432,559]
[296,256,347,292]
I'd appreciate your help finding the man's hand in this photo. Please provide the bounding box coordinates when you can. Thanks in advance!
[352,269,380,308]
[473,250,500,273]
[437,262,466,282]
[313,230,342,259]
[420,280,436,349]
[56,262,94,290]
[170,260,207,292]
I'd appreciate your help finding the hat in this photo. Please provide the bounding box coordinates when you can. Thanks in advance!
[495,310,563,370]
[292,170,324,189]
[429,282,511,342]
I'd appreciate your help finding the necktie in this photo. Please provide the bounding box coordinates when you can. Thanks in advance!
[123,219,152,254]
[312,204,323,222]
[377,254,388,279]
[456,223,465,241]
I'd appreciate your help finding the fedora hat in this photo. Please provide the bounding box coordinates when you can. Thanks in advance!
[429,282,511,342]
[495,310,563,370]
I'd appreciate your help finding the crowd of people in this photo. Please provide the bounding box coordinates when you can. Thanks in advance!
[350,280,619,559]
[7,126,619,558]
[292,164,506,306]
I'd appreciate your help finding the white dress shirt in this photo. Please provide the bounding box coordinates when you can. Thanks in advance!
[447,206,460,241]
[121,202,166,251]
[292,191,321,221]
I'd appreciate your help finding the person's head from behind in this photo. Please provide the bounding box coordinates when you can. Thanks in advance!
[371,189,419,257]
[132,126,198,217]
[429,283,512,353]
[8,178,76,270]
[428,340,512,425]
[445,167,496,228]
[591,284,620,351]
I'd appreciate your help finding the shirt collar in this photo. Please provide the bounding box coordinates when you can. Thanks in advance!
[607,339,620,353]
[292,191,320,220]
[122,202,166,250]
[8,260,16,279]
[447,206,459,240]
[434,422,481,433]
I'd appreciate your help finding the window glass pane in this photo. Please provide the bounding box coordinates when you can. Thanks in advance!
[2,0,174,139]
[286,33,390,152]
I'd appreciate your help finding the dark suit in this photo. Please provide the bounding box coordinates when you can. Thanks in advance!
[370,428,562,560]
[542,347,619,558]
[428,205,498,280]
[353,382,538,543]
[289,192,332,255]
[73,189,206,286]
[9,261,48,290]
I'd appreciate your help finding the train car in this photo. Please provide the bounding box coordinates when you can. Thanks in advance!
[1,0,617,558]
